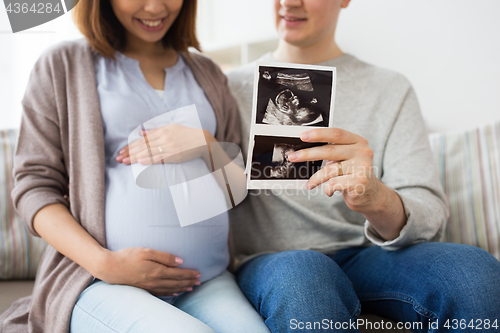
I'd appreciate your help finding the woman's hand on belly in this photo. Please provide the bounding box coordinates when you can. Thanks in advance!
[97,247,201,297]
[117,124,209,165]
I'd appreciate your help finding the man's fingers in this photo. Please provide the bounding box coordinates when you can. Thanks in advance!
[288,143,354,163]
[307,160,349,189]
[323,173,366,197]
[300,128,363,145]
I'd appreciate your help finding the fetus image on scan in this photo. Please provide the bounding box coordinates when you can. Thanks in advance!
[270,143,295,178]
[259,71,327,127]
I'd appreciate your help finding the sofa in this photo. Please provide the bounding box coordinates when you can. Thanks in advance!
[1,120,499,332]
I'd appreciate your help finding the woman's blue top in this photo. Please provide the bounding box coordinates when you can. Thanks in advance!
[93,51,230,302]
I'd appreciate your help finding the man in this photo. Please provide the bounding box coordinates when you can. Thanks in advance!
[227,0,500,332]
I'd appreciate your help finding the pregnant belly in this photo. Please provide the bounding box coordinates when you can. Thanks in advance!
[104,162,230,283]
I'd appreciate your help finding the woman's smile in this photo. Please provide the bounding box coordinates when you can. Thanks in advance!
[109,0,184,45]
[135,17,167,32]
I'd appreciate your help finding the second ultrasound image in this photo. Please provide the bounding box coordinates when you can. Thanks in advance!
[250,135,326,180]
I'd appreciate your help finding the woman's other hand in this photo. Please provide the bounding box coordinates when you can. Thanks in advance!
[97,247,201,297]
[116,124,209,165]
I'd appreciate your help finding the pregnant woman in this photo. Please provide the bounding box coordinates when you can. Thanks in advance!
[4,0,269,332]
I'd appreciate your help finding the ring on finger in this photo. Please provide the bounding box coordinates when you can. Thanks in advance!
[337,161,343,176]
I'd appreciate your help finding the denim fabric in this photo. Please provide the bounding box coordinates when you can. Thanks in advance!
[236,243,500,333]
[70,270,270,333]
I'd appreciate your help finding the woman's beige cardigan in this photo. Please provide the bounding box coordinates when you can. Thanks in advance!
[0,38,241,333]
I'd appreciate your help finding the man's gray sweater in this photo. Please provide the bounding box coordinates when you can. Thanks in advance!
[226,53,449,268]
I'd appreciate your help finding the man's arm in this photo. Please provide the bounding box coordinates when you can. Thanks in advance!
[289,86,448,248]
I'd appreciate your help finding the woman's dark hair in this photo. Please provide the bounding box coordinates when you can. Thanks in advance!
[73,0,201,58]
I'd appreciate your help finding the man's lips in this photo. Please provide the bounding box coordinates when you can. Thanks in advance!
[281,15,307,27]
[281,15,307,22]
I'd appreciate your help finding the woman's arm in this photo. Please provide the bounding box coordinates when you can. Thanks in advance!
[13,50,200,296]
[33,203,108,278]
[33,203,201,296]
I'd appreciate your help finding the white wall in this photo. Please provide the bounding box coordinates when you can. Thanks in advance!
[1,0,499,133]
[336,0,500,133]
[197,0,277,51]
[198,0,500,133]
[0,11,82,130]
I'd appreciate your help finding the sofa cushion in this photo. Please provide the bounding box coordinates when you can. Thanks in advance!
[0,280,35,314]
[0,129,48,279]
[429,120,500,260]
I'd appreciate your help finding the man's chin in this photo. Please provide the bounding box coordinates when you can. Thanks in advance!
[279,31,314,48]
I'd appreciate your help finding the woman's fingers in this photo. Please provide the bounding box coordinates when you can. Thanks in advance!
[141,128,163,142]
[116,125,203,164]
[147,279,200,297]
[148,289,187,297]
[124,130,163,158]
[116,146,130,162]
[158,275,200,288]
[142,253,201,295]
[124,136,169,164]
[132,151,155,164]
[145,249,183,267]
[126,144,165,164]
[124,150,170,165]
[127,141,151,159]
[144,249,201,279]
[127,136,149,153]
[117,141,148,163]
[148,283,198,297]
[161,267,201,281]
[146,268,201,295]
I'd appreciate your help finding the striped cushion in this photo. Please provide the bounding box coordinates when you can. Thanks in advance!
[0,129,48,279]
[429,120,500,260]
[1,122,499,279]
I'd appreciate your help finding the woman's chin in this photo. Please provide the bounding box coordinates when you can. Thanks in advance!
[136,34,166,44]
[128,28,167,45]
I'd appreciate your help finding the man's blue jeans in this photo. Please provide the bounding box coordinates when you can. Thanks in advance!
[235,243,500,333]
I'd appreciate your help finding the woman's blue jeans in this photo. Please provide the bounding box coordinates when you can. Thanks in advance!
[235,243,500,333]
[70,270,270,333]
